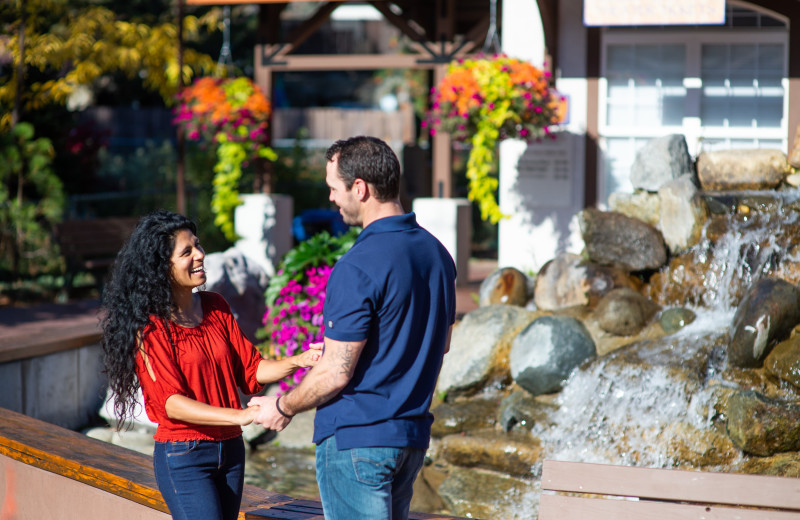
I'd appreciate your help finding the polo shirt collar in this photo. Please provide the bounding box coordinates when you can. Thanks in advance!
[356,212,418,242]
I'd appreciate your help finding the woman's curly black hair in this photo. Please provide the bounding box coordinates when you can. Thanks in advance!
[100,210,197,428]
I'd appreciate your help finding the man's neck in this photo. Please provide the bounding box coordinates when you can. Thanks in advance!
[361,199,404,229]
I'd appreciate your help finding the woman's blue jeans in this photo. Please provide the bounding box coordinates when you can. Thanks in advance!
[153,436,245,520]
[315,435,426,520]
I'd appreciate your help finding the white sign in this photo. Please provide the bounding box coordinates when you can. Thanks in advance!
[584,0,726,26]
[515,142,572,207]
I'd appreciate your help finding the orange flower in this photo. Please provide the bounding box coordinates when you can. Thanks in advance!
[427,54,560,141]
[174,76,272,148]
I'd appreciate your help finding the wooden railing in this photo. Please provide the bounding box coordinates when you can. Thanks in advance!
[0,407,466,519]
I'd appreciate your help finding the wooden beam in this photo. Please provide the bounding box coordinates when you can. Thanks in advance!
[431,63,452,199]
[367,1,427,43]
[461,17,491,54]
[283,2,339,52]
[258,53,441,70]
[431,0,456,198]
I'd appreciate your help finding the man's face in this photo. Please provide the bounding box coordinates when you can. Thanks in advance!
[326,156,361,226]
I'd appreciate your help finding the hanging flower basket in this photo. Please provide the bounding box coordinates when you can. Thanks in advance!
[174,76,276,241]
[426,54,564,223]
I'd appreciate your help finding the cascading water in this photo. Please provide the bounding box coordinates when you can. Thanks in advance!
[507,192,800,518]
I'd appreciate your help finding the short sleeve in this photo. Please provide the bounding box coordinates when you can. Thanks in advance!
[323,261,375,342]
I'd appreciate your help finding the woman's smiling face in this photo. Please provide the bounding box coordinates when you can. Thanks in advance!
[169,228,206,291]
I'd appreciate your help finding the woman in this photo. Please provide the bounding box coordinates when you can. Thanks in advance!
[100,210,319,520]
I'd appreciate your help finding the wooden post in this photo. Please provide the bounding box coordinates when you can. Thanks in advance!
[432,63,452,198]
[431,0,456,198]
[176,0,186,215]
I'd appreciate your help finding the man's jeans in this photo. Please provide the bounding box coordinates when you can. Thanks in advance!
[153,437,245,520]
[315,435,426,520]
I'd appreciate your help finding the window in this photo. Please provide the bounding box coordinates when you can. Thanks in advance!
[598,6,787,204]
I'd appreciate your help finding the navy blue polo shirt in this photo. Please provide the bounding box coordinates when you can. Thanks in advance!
[313,212,457,450]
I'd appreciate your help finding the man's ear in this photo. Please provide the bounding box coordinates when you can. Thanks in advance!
[353,178,369,201]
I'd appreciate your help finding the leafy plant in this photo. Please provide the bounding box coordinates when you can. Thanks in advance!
[0,2,216,129]
[174,76,277,241]
[258,227,359,393]
[426,54,564,223]
[0,122,64,278]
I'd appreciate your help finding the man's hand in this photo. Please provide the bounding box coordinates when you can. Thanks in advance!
[248,395,291,431]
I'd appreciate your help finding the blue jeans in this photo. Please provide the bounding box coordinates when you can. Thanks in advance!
[315,435,426,520]
[153,437,245,520]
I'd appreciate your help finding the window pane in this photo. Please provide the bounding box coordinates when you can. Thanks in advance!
[701,43,784,129]
[604,44,685,127]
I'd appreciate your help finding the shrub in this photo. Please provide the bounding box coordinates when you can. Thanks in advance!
[258,227,359,393]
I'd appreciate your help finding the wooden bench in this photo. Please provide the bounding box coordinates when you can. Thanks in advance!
[55,217,139,295]
[0,407,467,520]
[539,459,800,519]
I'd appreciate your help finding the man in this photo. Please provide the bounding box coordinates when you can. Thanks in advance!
[250,135,456,519]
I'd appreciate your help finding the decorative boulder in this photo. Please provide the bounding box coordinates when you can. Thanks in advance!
[510,315,596,396]
[728,278,800,368]
[478,267,531,307]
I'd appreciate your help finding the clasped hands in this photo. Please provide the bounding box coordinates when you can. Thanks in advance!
[247,341,322,431]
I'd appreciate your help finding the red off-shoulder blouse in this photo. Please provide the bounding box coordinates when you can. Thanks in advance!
[135,291,264,442]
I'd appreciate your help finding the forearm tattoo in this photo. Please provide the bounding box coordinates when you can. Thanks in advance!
[287,341,359,413]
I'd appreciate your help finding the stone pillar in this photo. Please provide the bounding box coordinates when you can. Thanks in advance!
[413,198,471,286]
[234,193,294,277]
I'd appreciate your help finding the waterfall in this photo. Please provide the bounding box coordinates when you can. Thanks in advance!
[516,192,800,517]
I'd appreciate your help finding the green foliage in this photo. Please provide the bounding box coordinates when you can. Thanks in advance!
[0,1,216,129]
[94,139,231,254]
[0,122,64,276]
[265,227,360,307]
[270,134,330,215]
[211,138,277,242]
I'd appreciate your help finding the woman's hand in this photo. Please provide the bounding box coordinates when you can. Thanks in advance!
[256,342,323,384]
[294,342,323,368]
[238,404,261,426]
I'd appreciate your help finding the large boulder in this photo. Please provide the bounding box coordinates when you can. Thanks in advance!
[510,315,596,396]
[579,209,667,272]
[726,390,800,456]
[594,287,660,336]
[728,278,800,368]
[658,174,709,254]
[630,134,695,192]
[478,267,532,307]
[697,149,789,191]
[437,305,533,397]
[534,252,640,311]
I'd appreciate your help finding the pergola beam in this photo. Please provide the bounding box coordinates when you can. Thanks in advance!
[257,53,432,70]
